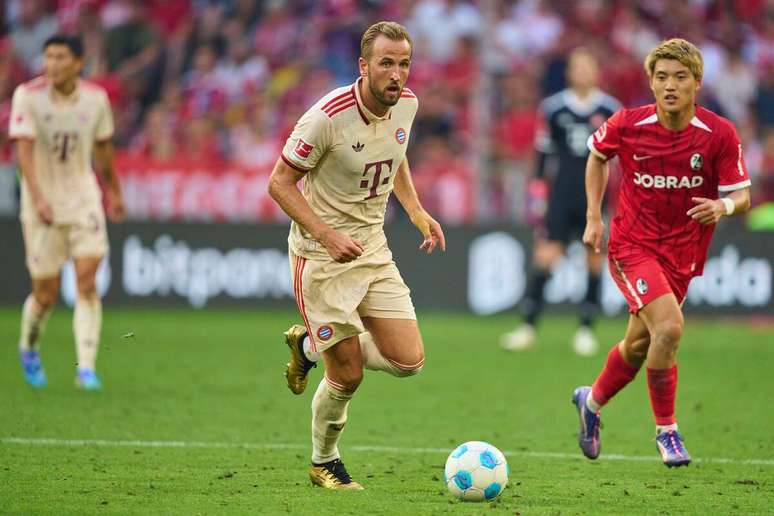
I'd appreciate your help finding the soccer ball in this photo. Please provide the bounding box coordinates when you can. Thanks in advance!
[444,441,508,502]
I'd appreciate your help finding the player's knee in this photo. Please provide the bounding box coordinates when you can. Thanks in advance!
[76,275,98,297]
[335,369,363,393]
[653,320,683,347]
[33,287,58,310]
[534,247,559,269]
[388,352,425,377]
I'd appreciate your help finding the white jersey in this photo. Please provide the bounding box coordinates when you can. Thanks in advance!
[281,78,419,259]
[9,76,114,224]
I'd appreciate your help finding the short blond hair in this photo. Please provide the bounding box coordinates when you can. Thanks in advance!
[360,21,412,61]
[644,38,703,81]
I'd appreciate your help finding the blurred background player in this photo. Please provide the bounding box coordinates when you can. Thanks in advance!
[268,22,444,490]
[572,38,751,467]
[9,35,124,390]
[501,48,620,356]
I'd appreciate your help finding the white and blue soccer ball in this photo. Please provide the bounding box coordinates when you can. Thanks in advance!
[444,441,508,502]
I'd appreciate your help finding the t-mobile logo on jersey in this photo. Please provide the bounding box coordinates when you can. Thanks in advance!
[633,172,704,189]
[360,159,393,200]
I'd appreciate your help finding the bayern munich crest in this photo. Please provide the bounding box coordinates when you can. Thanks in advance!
[395,127,406,144]
[690,153,703,171]
[317,325,333,341]
[636,278,649,295]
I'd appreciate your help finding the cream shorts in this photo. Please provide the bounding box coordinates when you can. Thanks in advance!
[290,245,416,353]
[21,211,108,278]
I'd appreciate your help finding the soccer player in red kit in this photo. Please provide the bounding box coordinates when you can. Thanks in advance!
[571,38,751,467]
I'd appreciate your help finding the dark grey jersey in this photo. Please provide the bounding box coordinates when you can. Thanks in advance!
[535,88,620,198]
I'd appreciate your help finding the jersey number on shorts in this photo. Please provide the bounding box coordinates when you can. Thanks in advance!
[52,131,79,163]
[360,159,393,200]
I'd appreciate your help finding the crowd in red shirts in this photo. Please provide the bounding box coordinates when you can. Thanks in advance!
[1,0,772,223]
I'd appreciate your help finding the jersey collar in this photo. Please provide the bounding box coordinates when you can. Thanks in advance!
[634,104,712,133]
[49,79,81,104]
[352,77,392,125]
[563,88,603,116]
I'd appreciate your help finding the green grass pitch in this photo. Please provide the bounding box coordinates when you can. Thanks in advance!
[1,306,772,514]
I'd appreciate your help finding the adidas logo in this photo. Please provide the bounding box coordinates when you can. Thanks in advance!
[352,142,364,152]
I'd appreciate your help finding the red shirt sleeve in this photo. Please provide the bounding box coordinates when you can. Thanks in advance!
[587,108,623,161]
[715,121,751,192]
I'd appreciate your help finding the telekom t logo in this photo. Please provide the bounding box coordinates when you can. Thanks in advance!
[360,159,393,200]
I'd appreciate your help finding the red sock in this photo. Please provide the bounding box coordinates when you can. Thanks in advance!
[647,366,678,426]
[591,344,641,407]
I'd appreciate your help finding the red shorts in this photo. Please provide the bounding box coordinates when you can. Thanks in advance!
[609,252,691,314]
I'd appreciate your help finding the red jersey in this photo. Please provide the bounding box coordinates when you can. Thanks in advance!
[588,104,751,278]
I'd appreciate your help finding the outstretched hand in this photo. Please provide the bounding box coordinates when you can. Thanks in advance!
[411,210,446,254]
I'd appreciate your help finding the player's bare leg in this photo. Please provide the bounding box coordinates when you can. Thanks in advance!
[309,336,364,490]
[638,294,691,467]
[19,276,59,387]
[573,250,603,356]
[573,314,649,458]
[502,240,564,351]
[360,317,425,376]
[73,256,103,390]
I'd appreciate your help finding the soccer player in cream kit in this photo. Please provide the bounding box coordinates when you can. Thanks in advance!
[268,22,445,489]
[572,39,751,467]
[9,36,124,390]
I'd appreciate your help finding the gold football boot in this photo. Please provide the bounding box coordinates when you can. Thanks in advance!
[283,324,316,394]
[309,459,364,490]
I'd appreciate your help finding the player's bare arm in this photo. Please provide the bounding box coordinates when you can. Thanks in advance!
[583,153,609,253]
[93,140,125,222]
[15,138,53,225]
[687,187,751,225]
[268,158,364,263]
[393,158,445,254]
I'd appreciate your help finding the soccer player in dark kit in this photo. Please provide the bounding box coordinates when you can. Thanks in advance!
[501,48,620,356]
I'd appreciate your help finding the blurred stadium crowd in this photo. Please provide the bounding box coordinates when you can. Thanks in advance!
[1,0,773,224]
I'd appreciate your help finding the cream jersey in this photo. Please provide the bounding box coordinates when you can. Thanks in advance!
[9,76,114,224]
[281,78,418,259]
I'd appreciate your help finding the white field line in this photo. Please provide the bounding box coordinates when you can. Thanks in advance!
[2,437,773,466]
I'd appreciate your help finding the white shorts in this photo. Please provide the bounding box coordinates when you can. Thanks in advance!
[21,211,109,279]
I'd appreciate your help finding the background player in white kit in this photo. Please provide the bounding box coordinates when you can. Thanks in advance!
[9,35,124,390]
[268,22,445,490]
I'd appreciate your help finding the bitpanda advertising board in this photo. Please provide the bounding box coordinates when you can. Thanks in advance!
[0,219,771,316]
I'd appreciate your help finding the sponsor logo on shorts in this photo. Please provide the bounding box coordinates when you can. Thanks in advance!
[634,172,703,189]
[317,325,333,341]
[636,278,648,295]
[690,153,703,171]
[395,128,406,144]
[292,139,314,160]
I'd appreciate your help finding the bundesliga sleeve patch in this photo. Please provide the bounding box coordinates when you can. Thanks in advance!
[292,139,314,161]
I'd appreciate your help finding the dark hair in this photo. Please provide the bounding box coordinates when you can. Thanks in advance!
[43,35,84,58]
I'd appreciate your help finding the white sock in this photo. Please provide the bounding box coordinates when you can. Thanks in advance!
[586,392,602,413]
[302,335,320,362]
[311,378,352,464]
[656,423,678,434]
[74,296,102,371]
[19,295,52,352]
[359,332,424,377]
